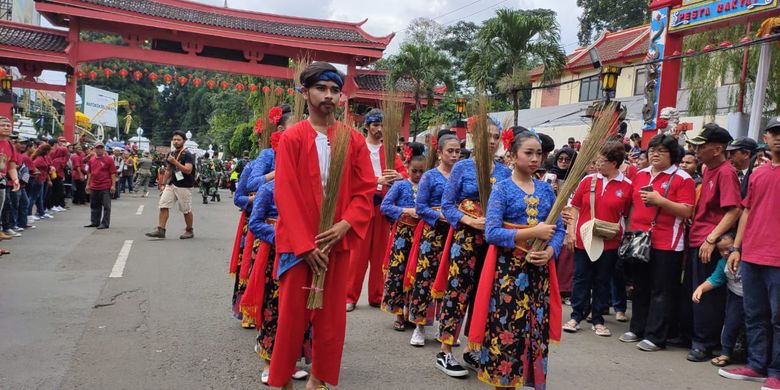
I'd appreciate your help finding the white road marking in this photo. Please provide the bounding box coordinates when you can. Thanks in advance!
[135,205,144,215]
[109,240,134,278]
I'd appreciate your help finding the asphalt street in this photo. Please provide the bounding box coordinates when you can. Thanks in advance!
[0,189,759,390]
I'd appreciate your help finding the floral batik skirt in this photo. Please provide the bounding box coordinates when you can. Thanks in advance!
[477,246,551,389]
[256,245,279,361]
[409,220,449,325]
[437,224,488,345]
[381,218,418,315]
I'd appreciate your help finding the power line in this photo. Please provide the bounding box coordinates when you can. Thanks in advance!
[432,0,485,21]
[441,0,512,26]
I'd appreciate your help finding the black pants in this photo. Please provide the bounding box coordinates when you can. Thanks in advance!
[686,247,726,351]
[90,189,111,227]
[571,249,618,325]
[628,249,683,347]
[47,178,65,208]
[73,180,87,204]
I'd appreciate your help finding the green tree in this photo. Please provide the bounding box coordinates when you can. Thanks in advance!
[468,9,567,126]
[387,44,454,140]
[576,0,650,45]
[436,21,480,91]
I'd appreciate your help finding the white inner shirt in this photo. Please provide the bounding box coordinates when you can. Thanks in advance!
[315,132,330,190]
[367,142,382,177]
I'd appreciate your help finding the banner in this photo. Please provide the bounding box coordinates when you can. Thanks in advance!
[82,85,119,128]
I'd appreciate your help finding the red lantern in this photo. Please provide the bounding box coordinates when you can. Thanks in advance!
[206,80,216,89]
[148,73,158,82]
[719,41,732,48]
[133,70,143,80]
[262,86,270,94]
[287,87,295,96]
[88,71,97,80]
[76,70,85,79]
[740,36,752,44]
[192,78,202,87]
[103,68,113,78]
[118,69,128,78]
[248,84,258,92]
[220,81,229,90]
[178,76,188,86]
[685,49,696,55]
[235,83,244,92]
[274,86,283,96]
[702,44,715,52]
[0,67,6,79]
[163,74,173,85]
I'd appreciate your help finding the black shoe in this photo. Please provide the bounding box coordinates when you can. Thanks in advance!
[84,224,98,228]
[96,225,109,230]
[435,352,468,377]
[462,351,479,371]
[687,348,711,362]
[146,227,166,239]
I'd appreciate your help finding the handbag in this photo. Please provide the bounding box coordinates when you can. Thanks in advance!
[589,177,620,240]
[618,168,677,264]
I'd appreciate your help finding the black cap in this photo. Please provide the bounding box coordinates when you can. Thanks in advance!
[765,116,780,133]
[686,123,733,145]
[726,136,759,152]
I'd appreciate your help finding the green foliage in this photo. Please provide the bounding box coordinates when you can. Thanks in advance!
[576,0,650,45]
[681,24,780,118]
[466,9,566,126]
[436,21,480,91]
[228,122,255,158]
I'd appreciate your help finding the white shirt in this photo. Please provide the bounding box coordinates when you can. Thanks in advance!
[315,132,330,190]
[366,142,382,178]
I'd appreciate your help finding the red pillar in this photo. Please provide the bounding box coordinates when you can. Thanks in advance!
[400,104,412,140]
[643,0,683,147]
[64,18,80,143]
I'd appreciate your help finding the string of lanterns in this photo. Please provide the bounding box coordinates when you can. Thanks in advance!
[75,64,296,95]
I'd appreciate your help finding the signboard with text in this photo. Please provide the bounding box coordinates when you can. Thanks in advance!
[669,0,780,32]
[81,85,119,128]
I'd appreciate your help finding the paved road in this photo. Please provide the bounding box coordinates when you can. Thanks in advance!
[0,190,758,390]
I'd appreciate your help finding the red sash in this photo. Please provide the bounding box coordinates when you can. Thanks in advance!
[239,241,272,324]
[402,220,428,292]
[238,231,256,284]
[229,212,247,275]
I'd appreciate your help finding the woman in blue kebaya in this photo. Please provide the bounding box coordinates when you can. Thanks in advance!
[408,131,461,347]
[435,119,512,378]
[473,128,564,389]
[380,155,425,330]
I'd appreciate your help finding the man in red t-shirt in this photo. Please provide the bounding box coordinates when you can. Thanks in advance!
[684,124,742,362]
[0,117,20,242]
[85,142,117,229]
[721,119,780,386]
[70,145,87,205]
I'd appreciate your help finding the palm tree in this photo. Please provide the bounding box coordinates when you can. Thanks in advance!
[388,43,454,140]
[469,9,567,126]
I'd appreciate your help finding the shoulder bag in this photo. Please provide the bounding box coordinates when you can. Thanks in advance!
[590,176,620,240]
[618,168,677,264]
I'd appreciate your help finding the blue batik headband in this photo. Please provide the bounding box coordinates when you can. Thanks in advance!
[488,116,502,131]
[364,113,384,125]
[303,71,344,89]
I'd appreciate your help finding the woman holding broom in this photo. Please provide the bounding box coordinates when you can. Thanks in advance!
[435,117,511,378]
[267,62,376,390]
[472,128,565,389]
[407,130,461,347]
[379,149,425,330]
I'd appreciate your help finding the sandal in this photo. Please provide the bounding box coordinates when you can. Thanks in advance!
[562,319,580,333]
[593,324,612,337]
[393,320,406,331]
[711,355,731,367]
[0,248,9,255]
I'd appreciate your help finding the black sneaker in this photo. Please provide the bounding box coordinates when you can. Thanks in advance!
[687,348,711,362]
[462,351,480,371]
[436,352,468,377]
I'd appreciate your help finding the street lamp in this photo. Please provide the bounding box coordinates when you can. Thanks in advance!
[600,65,621,102]
[455,97,467,120]
[1,76,11,91]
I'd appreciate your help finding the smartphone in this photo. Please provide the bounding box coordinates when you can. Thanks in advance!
[640,185,653,192]
[544,173,557,185]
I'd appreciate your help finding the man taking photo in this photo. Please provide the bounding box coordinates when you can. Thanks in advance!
[146,130,195,239]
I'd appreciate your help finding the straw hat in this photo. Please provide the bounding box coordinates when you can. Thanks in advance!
[579,220,604,261]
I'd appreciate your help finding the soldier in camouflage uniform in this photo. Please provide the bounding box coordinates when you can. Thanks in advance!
[199,153,220,204]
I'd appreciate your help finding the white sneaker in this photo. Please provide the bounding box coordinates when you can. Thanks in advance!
[30,216,40,222]
[12,226,23,232]
[260,369,269,384]
[44,213,53,218]
[292,370,308,380]
[410,326,425,347]
[4,229,20,237]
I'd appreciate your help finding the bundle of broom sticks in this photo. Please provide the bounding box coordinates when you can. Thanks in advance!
[526,103,620,255]
[380,93,403,169]
[306,113,353,310]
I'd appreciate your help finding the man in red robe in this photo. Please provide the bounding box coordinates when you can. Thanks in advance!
[345,109,408,310]
[268,62,375,390]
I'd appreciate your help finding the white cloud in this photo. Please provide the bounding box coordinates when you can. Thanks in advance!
[203,0,584,54]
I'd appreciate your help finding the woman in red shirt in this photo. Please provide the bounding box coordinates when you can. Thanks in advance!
[29,144,51,219]
[619,134,696,352]
[563,142,633,337]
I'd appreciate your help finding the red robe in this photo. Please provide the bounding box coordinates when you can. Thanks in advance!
[268,120,375,387]
[346,144,408,305]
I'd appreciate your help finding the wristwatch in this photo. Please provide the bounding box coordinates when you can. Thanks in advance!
[728,246,741,254]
